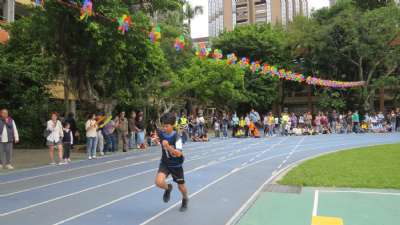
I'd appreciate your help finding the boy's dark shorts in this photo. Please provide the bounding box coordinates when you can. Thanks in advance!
[158,163,185,184]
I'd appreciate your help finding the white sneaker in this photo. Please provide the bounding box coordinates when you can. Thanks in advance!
[58,162,66,166]
[5,164,14,170]
[50,162,56,165]
[88,156,92,160]
[100,152,104,156]
[92,155,97,159]
[64,159,69,164]
[68,158,72,162]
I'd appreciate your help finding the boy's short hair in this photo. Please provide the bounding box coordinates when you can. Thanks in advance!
[63,122,70,127]
[161,113,176,125]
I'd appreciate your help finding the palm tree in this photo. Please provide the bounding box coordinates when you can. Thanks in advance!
[183,1,204,35]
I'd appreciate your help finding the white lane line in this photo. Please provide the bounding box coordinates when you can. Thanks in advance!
[320,190,400,196]
[224,138,400,225]
[53,136,381,225]
[2,142,270,217]
[0,155,149,185]
[0,159,158,197]
[1,146,227,197]
[51,144,276,225]
[275,137,305,170]
[139,141,293,225]
[0,168,157,217]
[312,190,319,217]
[0,140,234,185]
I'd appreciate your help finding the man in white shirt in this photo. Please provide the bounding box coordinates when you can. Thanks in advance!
[0,109,19,170]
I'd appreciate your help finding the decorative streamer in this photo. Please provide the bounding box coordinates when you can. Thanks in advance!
[224,53,365,88]
[80,0,93,21]
[227,53,238,65]
[174,34,185,51]
[149,26,161,43]
[117,15,132,34]
[195,42,210,58]
[212,49,223,60]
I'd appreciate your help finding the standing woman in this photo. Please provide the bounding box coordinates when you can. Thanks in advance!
[0,109,19,169]
[136,112,146,149]
[46,112,64,165]
[85,113,98,159]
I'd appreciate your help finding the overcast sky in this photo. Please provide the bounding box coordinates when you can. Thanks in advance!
[188,0,330,38]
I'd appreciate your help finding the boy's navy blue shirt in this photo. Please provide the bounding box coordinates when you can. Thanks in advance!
[158,130,184,167]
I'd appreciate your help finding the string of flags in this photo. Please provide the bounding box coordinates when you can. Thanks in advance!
[35,1,364,89]
[196,50,365,89]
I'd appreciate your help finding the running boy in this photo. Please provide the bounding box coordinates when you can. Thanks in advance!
[155,113,188,212]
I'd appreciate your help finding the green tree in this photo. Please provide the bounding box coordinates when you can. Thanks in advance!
[0,17,58,146]
[212,24,289,112]
[171,58,246,111]
[290,4,400,111]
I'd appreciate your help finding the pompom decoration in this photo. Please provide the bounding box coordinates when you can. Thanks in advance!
[149,26,161,43]
[174,34,185,51]
[80,0,93,21]
[117,15,132,35]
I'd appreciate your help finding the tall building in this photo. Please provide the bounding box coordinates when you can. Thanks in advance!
[0,0,15,22]
[209,0,309,37]
[208,0,236,37]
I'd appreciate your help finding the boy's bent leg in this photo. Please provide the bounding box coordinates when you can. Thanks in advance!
[156,164,173,203]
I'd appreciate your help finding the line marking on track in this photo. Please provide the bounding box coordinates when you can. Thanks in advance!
[50,139,289,225]
[312,190,319,216]
[320,190,400,196]
[1,141,276,217]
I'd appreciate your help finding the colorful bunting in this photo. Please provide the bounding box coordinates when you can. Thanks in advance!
[174,34,185,51]
[149,26,161,43]
[239,57,249,68]
[80,0,93,21]
[216,52,365,89]
[212,49,223,60]
[117,15,132,34]
[195,42,210,58]
[227,53,238,65]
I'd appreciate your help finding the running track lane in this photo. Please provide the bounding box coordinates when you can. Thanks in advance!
[0,133,398,225]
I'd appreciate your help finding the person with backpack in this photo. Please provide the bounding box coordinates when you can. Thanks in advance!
[0,109,19,170]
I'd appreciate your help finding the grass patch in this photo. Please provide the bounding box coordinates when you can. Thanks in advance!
[279,143,400,189]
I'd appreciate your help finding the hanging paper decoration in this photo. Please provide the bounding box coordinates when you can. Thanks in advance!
[250,61,261,73]
[80,0,93,21]
[149,26,161,43]
[174,34,185,51]
[34,0,44,7]
[227,53,238,65]
[117,15,132,34]
[195,42,210,58]
[239,57,249,68]
[212,49,223,60]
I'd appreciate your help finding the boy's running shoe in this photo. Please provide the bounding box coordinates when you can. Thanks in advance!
[163,184,173,203]
[180,198,188,212]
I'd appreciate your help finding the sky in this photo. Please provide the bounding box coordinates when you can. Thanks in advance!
[188,0,330,38]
